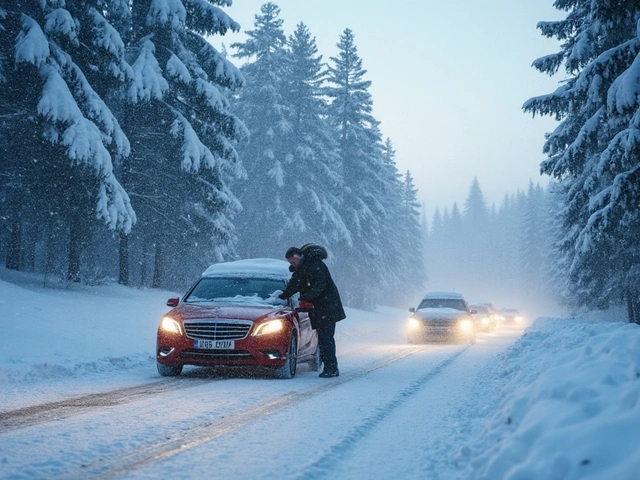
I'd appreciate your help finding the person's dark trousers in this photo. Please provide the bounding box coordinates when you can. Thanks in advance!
[317,322,338,373]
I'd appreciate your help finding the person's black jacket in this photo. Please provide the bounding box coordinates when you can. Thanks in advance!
[280,244,346,329]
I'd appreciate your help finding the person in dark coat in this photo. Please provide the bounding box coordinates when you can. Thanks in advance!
[279,243,345,378]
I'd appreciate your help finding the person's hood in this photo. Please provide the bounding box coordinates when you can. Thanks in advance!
[301,243,328,260]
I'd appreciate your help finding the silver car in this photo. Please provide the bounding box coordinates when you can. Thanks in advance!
[408,291,476,343]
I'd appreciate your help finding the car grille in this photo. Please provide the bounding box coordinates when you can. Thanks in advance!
[422,319,455,327]
[179,349,253,360]
[184,319,253,341]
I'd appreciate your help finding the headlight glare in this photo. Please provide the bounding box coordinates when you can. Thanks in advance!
[408,317,422,329]
[254,319,284,336]
[160,316,182,335]
[458,319,473,332]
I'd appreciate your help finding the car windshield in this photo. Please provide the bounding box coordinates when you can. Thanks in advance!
[470,306,488,314]
[185,277,287,305]
[418,298,466,311]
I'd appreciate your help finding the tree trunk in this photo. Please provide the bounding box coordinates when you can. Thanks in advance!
[152,242,164,289]
[633,298,640,325]
[140,238,150,287]
[5,213,21,270]
[66,212,82,283]
[118,232,129,285]
[24,223,35,272]
[627,291,640,324]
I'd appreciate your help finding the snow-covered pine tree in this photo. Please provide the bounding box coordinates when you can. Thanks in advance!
[122,0,246,289]
[544,180,581,312]
[463,177,489,229]
[524,0,640,321]
[0,1,135,281]
[430,208,444,248]
[276,21,350,251]
[483,200,502,289]
[373,138,403,302]
[326,28,388,308]
[442,202,464,291]
[229,3,292,258]
[425,207,445,288]
[400,169,426,296]
[494,193,519,289]
[461,177,490,287]
[518,181,546,297]
[375,138,425,305]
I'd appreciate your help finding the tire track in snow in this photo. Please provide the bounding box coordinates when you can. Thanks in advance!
[1,342,381,432]
[58,344,434,480]
[0,378,211,432]
[293,347,469,480]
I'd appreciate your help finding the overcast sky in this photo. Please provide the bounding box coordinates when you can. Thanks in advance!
[221,1,565,218]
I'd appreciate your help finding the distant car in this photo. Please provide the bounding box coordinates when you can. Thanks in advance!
[408,291,476,343]
[482,302,498,317]
[469,303,497,332]
[156,258,320,379]
[500,308,523,325]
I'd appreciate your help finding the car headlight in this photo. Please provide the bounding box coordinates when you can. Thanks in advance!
[253,319,284,336]
[160,316,182,335]
[458,318,473,332]
[481,317,489,325]
[408,317,422,329]
[515,316,523,323]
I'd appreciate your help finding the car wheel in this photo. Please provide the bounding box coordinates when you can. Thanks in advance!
[274,334,297,379]
[157,362,183,377]
[308,343,321,371]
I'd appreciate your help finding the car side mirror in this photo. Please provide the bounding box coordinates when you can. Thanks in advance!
[470,309,477,314]
[409,307,415,313]
[166,297,179,307]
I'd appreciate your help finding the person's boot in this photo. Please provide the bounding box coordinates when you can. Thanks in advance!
[319,368,339,378]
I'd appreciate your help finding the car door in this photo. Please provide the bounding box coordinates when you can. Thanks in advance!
[291,294,315,357]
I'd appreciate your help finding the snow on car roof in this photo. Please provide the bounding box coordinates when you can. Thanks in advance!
[422,291,465,300]
[202,258,291,279]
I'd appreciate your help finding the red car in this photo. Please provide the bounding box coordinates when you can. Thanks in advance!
[156,258,320,379]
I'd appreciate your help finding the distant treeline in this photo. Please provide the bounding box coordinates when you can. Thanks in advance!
[429,1,640,324]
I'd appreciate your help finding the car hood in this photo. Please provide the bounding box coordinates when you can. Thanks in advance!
[174,303,287,322]
[415,308,468,321]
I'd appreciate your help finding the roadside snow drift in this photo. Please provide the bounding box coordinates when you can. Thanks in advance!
[457,318,640,479]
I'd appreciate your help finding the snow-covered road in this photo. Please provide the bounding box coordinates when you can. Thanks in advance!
[6,273,639,480]
[0,317,522,480]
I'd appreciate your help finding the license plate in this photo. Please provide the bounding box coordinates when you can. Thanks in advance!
[194,339,234,349]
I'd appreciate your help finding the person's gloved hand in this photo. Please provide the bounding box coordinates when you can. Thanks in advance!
[297,300,314,312]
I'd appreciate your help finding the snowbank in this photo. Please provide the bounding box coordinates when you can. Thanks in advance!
[457,317,640,480]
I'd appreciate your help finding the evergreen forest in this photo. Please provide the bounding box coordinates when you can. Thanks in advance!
[2,1,640,321]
